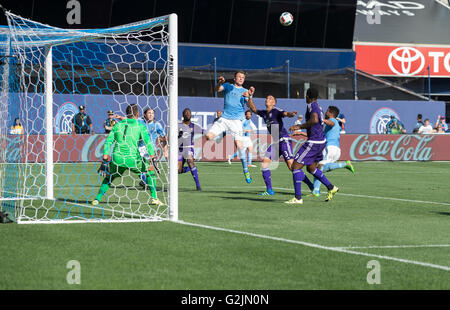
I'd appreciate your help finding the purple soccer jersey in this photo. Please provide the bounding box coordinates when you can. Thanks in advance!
[256,107,291,141]
[305,101,326,142]
[178,121,202,161]
[293,100,327,166]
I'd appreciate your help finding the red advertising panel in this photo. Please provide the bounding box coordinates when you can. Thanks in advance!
[355,44,450,77]
[2,134,450,163]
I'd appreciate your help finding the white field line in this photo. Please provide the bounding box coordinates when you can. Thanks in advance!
[181,184,450,207]
[335,244,450,250]
[176,220,450,272]
[270,186,450,207]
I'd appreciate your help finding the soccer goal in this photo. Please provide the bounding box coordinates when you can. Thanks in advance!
[0,11,178,224]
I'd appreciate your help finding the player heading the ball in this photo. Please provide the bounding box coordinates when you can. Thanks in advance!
[206,71,255,184]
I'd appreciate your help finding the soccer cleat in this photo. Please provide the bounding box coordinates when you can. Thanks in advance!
[151,198,164,206]
[325,186,339,202]
[228,157,232,165]
[91,199,99,206]
[308,190,320,198]
[258,189,275,196]
[284,197,303,204]
[248,164,257,168]
[196,185,202,191]
[244,171,252,183]
[345,160,355,173]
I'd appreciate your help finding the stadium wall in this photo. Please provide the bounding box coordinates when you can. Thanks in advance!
[23,94,445,135]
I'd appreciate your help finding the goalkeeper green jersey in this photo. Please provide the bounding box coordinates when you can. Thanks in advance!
[103,118,155,168]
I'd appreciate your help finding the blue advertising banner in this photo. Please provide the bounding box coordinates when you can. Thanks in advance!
[17,94,445,135]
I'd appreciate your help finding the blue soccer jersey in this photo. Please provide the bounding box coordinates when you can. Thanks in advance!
[324,118,340,148]
[139,119,165,146]
[222,82,248,120]
[242,119,256,137]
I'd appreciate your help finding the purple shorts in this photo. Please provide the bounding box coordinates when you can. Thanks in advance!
[178,147,194,162]
[294,141,326,166]
[265,139,294,161]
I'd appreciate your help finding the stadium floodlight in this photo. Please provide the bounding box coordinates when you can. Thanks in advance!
[0,11,178,224]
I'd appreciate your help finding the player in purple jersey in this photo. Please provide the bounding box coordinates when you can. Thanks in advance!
[178,108,202,191]
[286,88,339,204]
[247,94,315,196]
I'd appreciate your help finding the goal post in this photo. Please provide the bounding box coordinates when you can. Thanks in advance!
[1,11,179,224]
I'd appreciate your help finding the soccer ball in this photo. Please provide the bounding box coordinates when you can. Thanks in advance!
[279,12,294,26]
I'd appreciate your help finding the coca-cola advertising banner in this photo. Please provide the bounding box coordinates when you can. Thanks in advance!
[355,43,450,77]
[2,133,449,163]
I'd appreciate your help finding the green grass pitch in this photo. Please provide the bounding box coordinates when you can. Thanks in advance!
[0,161,449,289]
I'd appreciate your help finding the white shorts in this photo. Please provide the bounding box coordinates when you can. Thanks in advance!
[208,118,243,140]
[319,145,341,165]
[242,136,253,149]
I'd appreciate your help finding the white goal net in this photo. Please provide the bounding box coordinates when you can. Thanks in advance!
[0,11,178,224]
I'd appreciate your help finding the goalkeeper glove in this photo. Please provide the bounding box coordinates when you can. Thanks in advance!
[151,157,160,174]
[97,159,110,177]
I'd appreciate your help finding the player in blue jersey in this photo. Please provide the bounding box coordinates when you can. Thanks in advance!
[247,94,315,196]
[138,108,167,189]
[178,108,202,190]
[228,110,257,167]
[286,88,339,204]
[206,71,254,183]
[311,106,354,197]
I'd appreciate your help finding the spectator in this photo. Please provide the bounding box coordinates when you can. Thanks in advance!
[72,105,94,134]
[434,115,448,132]
[336,112,346,133]
[213,110,222,123]
[293,114,305,134]
[434,124,446,134]
[418,119,434,134]
[385,116,406,134]
[412,114,424,133]
[103,110,117,134]
[10,118,24,135]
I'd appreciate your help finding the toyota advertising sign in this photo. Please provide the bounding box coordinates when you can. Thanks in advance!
[355,43,450,77]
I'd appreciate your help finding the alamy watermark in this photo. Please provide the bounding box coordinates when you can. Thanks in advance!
[66,260,81,285]
[366,260,381,284]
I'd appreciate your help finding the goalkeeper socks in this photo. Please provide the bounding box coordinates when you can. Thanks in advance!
[311,168,333,191]
[181,167,191,174]
[146,171,158,199]
[190,166,201,187]
[292,169,306,200]
[96,176,115,201]
[262,168,272,191]
[322,162,346,173]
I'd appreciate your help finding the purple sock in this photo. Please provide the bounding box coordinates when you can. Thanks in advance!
[182,167,191,174]
[262,168,272,191]
[302,175,314,191]
[311,168,333,190]
[292,169,305,200]
[190,166,200,187]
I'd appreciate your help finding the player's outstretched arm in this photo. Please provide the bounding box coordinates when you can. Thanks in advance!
[284,111,297,118]
[214,76,226,93]
[323,119,335,127]
[290,112,318,131]
[245,87,257,113]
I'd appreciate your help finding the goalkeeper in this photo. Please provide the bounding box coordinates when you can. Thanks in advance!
[92,104,163,206]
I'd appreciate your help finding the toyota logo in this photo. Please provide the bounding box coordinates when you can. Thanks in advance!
[388,47,425,76]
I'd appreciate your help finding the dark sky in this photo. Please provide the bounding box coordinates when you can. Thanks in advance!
[0,0,356,49]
